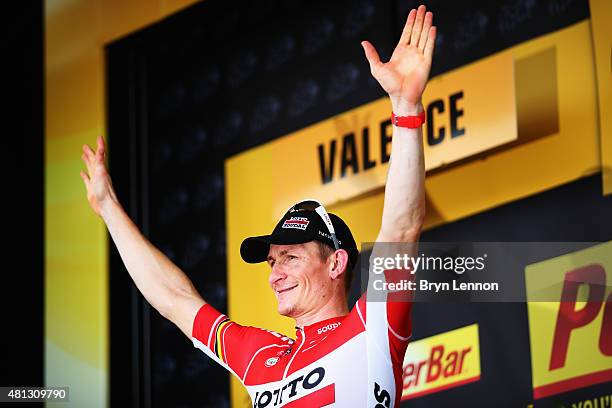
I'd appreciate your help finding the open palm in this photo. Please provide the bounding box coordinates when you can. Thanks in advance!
[80,136,118,217]
[362,5,436,113]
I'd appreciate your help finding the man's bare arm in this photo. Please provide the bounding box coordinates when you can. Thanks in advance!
[80,136,205,338]
[377,106,426,243]
[101,201,205,337]
[362,5,435,243]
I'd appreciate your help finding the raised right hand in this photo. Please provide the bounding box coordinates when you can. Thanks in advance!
[80,136,119,217]
[361,5,436,115]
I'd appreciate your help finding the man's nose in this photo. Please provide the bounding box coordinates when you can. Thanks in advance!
[269,264,286,287]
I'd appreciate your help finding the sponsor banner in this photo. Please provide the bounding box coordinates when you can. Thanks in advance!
[525,241,612,399]
[401,323,481,400]
[258,52,517,216]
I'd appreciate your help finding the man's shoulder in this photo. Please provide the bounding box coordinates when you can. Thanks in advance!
[247,326,295,345]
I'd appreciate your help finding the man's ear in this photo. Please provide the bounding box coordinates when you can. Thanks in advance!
[329,249,349,280]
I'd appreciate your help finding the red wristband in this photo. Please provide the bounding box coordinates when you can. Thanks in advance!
[391,110,426,128]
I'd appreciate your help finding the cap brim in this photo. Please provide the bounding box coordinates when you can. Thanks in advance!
[240,235,272,263]
[240,230,315,264]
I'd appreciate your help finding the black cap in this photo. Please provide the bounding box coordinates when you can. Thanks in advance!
[240,210,359,267]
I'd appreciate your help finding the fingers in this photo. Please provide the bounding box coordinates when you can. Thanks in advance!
[418,12,433,51]
[83,144,95,160]
[361,41,382,72]
[96,136,105,160]
[410,5,427,46]
[424,26,437,60]
[82,153,93,176]
[83,145,95,171]
[398,8,417,46]
[82,136,106,180]
[79,170,90,188]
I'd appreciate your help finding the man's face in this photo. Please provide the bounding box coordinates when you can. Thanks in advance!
[267,242,332,318]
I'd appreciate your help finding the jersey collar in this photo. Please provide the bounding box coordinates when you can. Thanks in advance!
[295,315,345,342]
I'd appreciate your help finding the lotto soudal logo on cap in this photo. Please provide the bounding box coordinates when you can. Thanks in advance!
[282,217,310,230]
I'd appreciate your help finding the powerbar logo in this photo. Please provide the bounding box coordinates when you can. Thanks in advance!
[401,324,481,401]
[526,242,612,399]
[252,367,334,407]
[282,217,309,230]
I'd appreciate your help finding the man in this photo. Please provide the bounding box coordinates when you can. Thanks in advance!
[80,4,435,406]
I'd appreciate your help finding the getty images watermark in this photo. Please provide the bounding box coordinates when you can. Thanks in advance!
[360,242,610,302]
[371,252,494,292]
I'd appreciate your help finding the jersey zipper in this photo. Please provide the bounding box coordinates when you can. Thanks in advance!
[282,327,305,379]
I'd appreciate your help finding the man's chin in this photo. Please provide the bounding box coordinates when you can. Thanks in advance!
[277,302,296,317]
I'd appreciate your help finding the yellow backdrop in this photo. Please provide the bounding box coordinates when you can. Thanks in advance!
[46,1,199,407]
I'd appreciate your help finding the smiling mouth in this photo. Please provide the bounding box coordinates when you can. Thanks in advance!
[276,285,298,295]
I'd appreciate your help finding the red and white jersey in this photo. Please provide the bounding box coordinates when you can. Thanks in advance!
[191,271,412,407]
